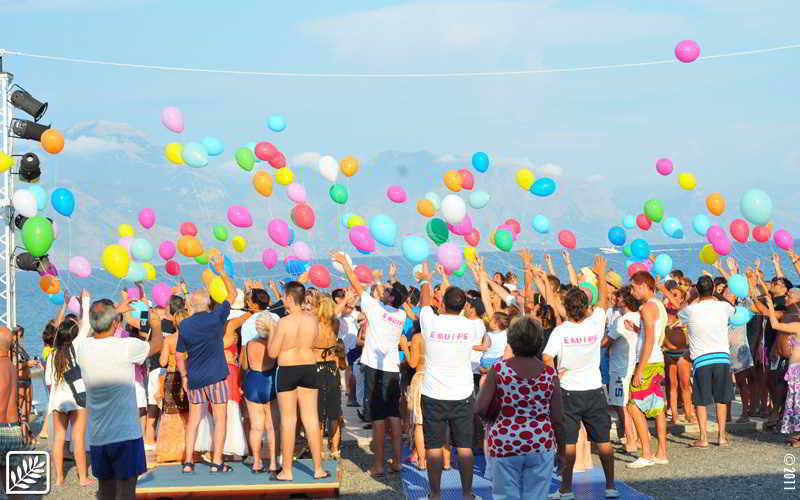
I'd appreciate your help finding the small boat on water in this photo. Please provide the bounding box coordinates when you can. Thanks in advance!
[599,247,621,254]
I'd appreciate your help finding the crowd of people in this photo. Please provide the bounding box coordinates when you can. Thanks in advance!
[0,248,799,500]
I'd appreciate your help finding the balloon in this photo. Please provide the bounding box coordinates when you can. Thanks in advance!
[452,262,468,278]
[252,142,277,162]
[740,189,773,226]
[644,200,664,222]
[252,171,273,197]
[728,274,749,299]
[287,183,307,204]
[622,215,636,229]
[268,219,291,247]
[0,152,12,172]
[21,216,53,257]
[730,306,752,326]
[775,229,793,251]
[235,147,256,171]
[37,127,63,154]
[416,199,435,217]
[711,235,732,256]
[675,40,700,63]
[437,242,462,271]
[699,244,717,265]
[472,152,489,172]
[653,254,673,277]
[177,236,203,258]
[495,229,513,252]
[308,264,331,288]
[449,215,473,237]
[558,230,576,249]
[103,244,130,278]
[318,155,339,182]
[38,275,59,294]
[729,219,749,243]
[13,190,37,218]
[166,260,180,276]
[627,262,647,277]
[349,226,375,253]
[291,203,315,230]
[662,217,684,239]
[532,215,550,234]
[458,169,474,190]
[692,214,712,236]
[202,137,224,156]
[143,262,157,281]
[48,292,64,305]
[137,208,155,229]
[291,241,313,261]
[48,187,74,217]
[232,235,247,253]
[608,226,626,246]
[426,218,449,245]
[267,115,287,132]
[195,253,209,265]
[655,158,673,176]
[370,214,397,246]
[226,205,253,228]
[27,185,46,211]
[131,238,154,261]
[707,224,725,243]
[262,248,278,269]
[160,106,184,133]
[165,143,184,164]
[209,276,228,303]
[623,244,632,257]
[268,152,287,169]
[516,169,534,190]
[677,173,696,190]
[331,252,353,273]
[210,224,227,242]
[179,222,197,236]
[274,167,293,186]
[468,190,490,209]
[636,213,652,230]
[150,282,171,308]
[706,193,725,216]
[497,224,516,242]
[531,177,556,197]
[631,239,650,260]
[441,195,467,225]
[182,142,208,168]
[387,185,407,203]
[156,242,175,262]
[347,215,365,228]
[465,228,480,247]
[354,265,372,285]
[443,170,462,192]
[504,218,521,236]
[340,156,359,177]
[326,184,347,205]
[753,224,771,243]
[425,192,441,210]
[68,256,91,278]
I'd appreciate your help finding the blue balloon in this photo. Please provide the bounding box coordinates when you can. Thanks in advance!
[286,258,309,276]
[608,226,626,246]
[471,152,489,173]
[653,254,673,276]
[182,142,209,168]
[622,215,636,230]
[631,238,650,260]
[730,305,752,326]
[27,185,46,211]
[51,187,75,217]
[131,238,154,261]
[740,189,772,226]
[369,214,397,246]
[468,190,490,209]
[530,177,556,197]
[202,136,224,156]
[48,292,64,305]
[126,262,146,282]
[268,115,287,132]
[692,214,711,237]
[532,215,550,234]
[728,274,749,299]
[341,213,355,229]
[662,216,684,239]
[402,235,429,264]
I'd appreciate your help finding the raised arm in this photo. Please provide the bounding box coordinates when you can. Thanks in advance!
[476,258,495,317]
[146,308,164,357]
[334,288,356,317]
[56,290,69,325]
[77,290,91,338]
[159,334,170,367]
[388,263,397,285]
[213,255,236,302]
[562,250,578,286]
[418,262,433,308]
[436,264,450,292]
[593,256,608,310]
[519,249,534,308]
[773,252,784,279]
[331,251,365,296]
[713,260,730,280]
[656,282,683,309]
[544,253,555,277]
[790,250,800,277]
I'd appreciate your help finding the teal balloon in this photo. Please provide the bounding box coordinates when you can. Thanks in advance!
[329,184,348,204]
[608,226,626,246]
[202,136,224,156]
[623,244,632,257]
[631,238,650,260]
[126,262,146,282]
[472,152,489,172]
[27,185,46,211]
[532,215,550,234]
[21,216,53,257]
[728,274,749,299]
[402,236,429,263]
[182,142,209,168]
[267,115,287,132]
[235,147,256,171]
[51,188,75,217]
[530,177,556,197]
[468,190,490,209]
[424,192,441,210]
[369,214,397,247]
[740,189,773,226]
[341,213,355,229]
[662,217,684,239]
[130,238,153,261]
[622,215,636,230]
[453,262,467,278]
[48,292,64,305]
[692,214,711,237]
[213,224,228,241]
[653,254,672,276]
[495,229,513,252]
[730,305,752,326]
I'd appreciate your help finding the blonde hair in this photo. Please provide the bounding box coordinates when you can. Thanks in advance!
[316,297,336,331]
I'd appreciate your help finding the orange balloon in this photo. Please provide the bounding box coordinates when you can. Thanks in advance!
[252,171,273,197]
[340,156,360,177]
[202,268,214,287]
[178,235,204,258]
[443,170,462,192]
[39,275,60,294]
[706,193,725,216]
[207,248,221,258]
[416,199,436,217]
[40,129,64,154]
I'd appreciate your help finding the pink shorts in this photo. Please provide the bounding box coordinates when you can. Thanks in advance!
[188,379,228,405]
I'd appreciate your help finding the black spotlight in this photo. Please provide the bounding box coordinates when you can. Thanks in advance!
[13,214,27,230]
[19,153,41,183]
[9,86,48,122]
[15,252,41,272]
[10,118,50,141]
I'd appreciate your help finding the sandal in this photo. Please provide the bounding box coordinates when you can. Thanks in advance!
[270,469,293,482]
[181,462,195,474]
[314,471,331,480]
[251,466,266,474]
[209,463,232,473]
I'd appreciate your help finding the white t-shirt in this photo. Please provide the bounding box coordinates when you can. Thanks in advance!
[679,299,735,360]
[543,308,607,391]
[484,330,508,359]
[470,318,487,374]
[635,300,666,364]
[338,311,360,354]
[359,291,406,372]
[240,311,280,346]
[608,312,640,376]
[421,306,480,400]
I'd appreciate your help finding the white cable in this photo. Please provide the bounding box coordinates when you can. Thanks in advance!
[1,43,799,79]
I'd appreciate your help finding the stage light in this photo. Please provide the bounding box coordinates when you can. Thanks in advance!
[9,86,48,122]
[15,252,40,272]
[10,118,50,141]
[13,215,27,230]
[18,153,41,183]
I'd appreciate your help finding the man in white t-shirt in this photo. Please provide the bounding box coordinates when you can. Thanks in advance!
[417,262,480,500]
[333,288,360,407]
[679,275,735,448]
[543,256,618,499]
[73,292,164,500]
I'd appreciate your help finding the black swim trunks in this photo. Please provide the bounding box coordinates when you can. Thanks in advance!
[275,364,319,393]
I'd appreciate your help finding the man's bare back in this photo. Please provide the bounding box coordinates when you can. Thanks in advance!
[275,312,318,367]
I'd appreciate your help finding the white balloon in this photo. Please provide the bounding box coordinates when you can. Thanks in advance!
[331,252,352,273]
[12,189,37,218]
[318,155,339,183]
[441,194,466,225]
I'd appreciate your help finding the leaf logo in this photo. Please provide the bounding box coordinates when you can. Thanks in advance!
[8,455,45,492]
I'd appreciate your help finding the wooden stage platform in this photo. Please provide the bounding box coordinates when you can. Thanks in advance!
[135,459,340,500]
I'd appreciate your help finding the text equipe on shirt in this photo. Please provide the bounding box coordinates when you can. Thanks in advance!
[563,335,599,345]
[428,331,473,342]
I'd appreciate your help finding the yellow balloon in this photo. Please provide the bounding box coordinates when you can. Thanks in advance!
[516,169,535,190]
[118,224,135,238]
[464,247,476,264]
[0,152,12,173]
[208,276,228,303]
[232,235,247,253]
[276,167,294,186]
[340,156,360,177]
[347,215,366,228]
[678,172,696,190]
[699,243,717,265]
[164,143,184,164]
[102,244,130,279]
[143,262,156,281]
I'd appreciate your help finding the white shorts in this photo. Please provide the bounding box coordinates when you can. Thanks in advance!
[135,380,147,409]
[607,370,631,407]
[147,368,163,406]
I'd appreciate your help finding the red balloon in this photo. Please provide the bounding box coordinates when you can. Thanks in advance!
[268,152,287,169]
[166,260,180,276]
[354,264,372,285]
[753,225,771,243]
[504,218,521,236]
[627,261,647,277]
[458,169,474,190]
[308,264,331,288]
[558,230,576,249]
[729,218,750,243]
[255,141,278,162]
[636,213,651,231]
[179,222,197,236]
[291,203,315,230]
[465,228,480,247]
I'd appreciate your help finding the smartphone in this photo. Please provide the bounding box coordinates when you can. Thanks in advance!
[140,311,150,333]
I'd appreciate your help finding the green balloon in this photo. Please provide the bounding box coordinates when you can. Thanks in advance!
[329,184,348,205]
[235,147,256,172]
[21,216,53,257]
[644,199,664,223]
[426,218,449,245]
[623,244,632,257]
[213,224,229,241]
[453,262,467,278]
[195,254,209,265]
[495,228,513,252]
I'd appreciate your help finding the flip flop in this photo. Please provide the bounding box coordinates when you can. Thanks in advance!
[209,463,232,473]
[181,462,195,474]
[688,441,709,448]
[314,471,331,480]
[548,492,576,500]
[270,469,293,482]
[605,489,621,498]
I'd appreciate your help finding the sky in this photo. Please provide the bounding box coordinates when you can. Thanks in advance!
[3,0,800,271]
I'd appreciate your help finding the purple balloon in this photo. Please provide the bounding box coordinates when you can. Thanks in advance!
[706,224,725,243]
[349,226,375,253]
[262,248,278,269]
[268,219,290,247]
[158,241,176,260]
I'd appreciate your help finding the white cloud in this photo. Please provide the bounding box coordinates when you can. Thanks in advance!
[436,153,462,164]
[63,136,146,157]
[291,152,322,169]
[539,163,564,177]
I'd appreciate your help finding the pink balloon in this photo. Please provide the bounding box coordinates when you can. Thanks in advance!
[179,222,197,236]
[436,242,462,272]
[711,235,732,256]
[227,205,253,228]
[465,228,480,247]
[255,141,278,162]
[262,248,278,269]
[636,214,651,231]
[308,264,331,288]
[729,219,749,243]
[656,158,673,176]
[675,40,700,63]
[291,241,313,261]
[158,241,176,260]
[449,214,473,236]
[127,287,141,301]
[706,224,725,243]
[497,223,518,241]
[458,169,474,190]
[349,226,375,253]
[287,183,307,204]
[267,219,290,247]
[68,256,91,278]
[753,225,771,243]
[67,296,81,315]
[354,265,372,285]
[387,185,407,203]
[627,262,647,277]
[152,282,172,308]
[774,229,793,251]
[504,218,521,236]
[558,230,576,249]
[160,106,184,133]
[268,152,286,169]
[138,208,156,229]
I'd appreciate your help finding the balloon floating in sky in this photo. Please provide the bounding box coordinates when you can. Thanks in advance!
[426,218,449,245]
[232,235,247,253]
[252,171,273,197]
[465,228,480,247]
[267,115,286,132]
[739,189,772,226]
[441,194,466,225]
[516,169,534,190]
[558,230,576,249]
[160,106,184,133]
[495,229,513,252]
[262,248,278,269]
[68,256,91,278]
[180,221,197,236]
[458,169,474,190]
[235,147,256,171]
[706,193,725,216]
[675,40,701,63]
[40,129,64,154]
[774,229,793,251]
[330,184,348,205]
[182,142,208,168]
[370,214,397,246]
[291,203,315,230]
[608,226,626,246]
[692,214,712,236]
[0,152,12,172]
[468,190,490,209]
[472,152,489,173]
[662,216,684,239]
[532,215,550,234]
[268,219,291,247]
[118,223,135,238]
[340,156,359,177]
[268,152,287,169]
[530,177,556,197]
[653,254,673,277]
[159,241,175,260]
[276,167,294,186]
[165,143,183,164]
[287,183,307,204]
[753,224,771,243]
[417,199,435,217]
[202,137,224,156]
[22,216,53,257]
[425,192,441,210]
[443,170,462,192]
[728,274,749,299]
[213,224,228,242]
[350,225,375,253]
[318,156,339,182]
[636,213,652,231]
[622,215,636,230]
[729,219,749,243]
[166,260,180,276]
[677,172,696,190]
[13,190,37,218]
[255,142,278,162]
[51,188,75,217]
[655,158,673,176]
[103,244,130,279]
[387,185,407,203]
[644,200,664,222]
[630,238,650,259]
